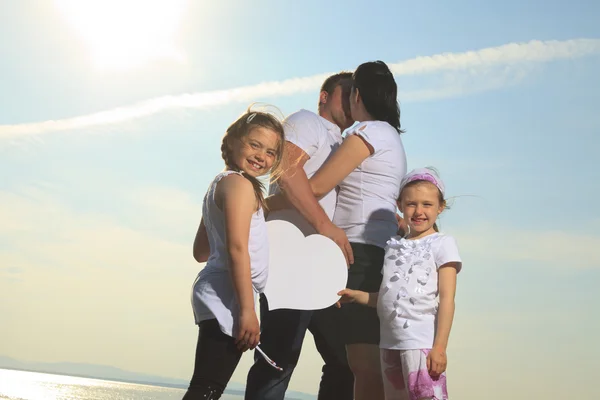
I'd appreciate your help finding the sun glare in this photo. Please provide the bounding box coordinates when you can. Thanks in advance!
[54,0,188,72]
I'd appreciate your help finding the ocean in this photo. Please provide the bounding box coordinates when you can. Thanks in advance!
[0,369,245,400]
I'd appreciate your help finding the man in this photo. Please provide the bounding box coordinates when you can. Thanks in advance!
[244,72,355,400]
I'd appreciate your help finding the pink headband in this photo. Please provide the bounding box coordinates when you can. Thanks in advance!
[400,168,445,196]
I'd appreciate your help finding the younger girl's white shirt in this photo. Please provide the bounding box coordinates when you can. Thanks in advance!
[191,170,269,337]
[377,233,462,350]
[332,121,407,248]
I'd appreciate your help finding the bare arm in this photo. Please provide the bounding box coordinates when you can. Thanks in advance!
[433,263,459,351]
[192,218,210,263]
[269,141,354,265]
[427,262,460,376]
[309,134,372,198]
[216,174,260,350]
[337,288,379,308]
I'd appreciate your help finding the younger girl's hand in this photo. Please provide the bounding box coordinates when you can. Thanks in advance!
[426,346,447,377]
[336,289,369,308]
[236,309,260,352]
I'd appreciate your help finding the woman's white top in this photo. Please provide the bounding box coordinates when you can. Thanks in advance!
[377,233,462,350]
[191,170,269,337]
[332,121,407,248]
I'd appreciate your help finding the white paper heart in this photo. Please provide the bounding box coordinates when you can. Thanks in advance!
[264,219,348,311]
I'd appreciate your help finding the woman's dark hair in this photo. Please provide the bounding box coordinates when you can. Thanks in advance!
[353,61,404,134]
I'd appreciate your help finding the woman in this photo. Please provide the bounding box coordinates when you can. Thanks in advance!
[271,60,407,399]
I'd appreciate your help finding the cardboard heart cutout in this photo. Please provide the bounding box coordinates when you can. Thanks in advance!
[264,219,348,311]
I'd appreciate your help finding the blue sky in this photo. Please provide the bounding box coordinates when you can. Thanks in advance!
[1,1,599,399]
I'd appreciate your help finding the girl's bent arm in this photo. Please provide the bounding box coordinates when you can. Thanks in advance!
[192,218,210,263]
[308,134,372,198]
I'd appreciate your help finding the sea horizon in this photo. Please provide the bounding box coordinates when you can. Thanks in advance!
[0,367,316,400]
[0,366,188,390]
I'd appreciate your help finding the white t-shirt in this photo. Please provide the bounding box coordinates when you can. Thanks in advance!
[268,109,343,235]
[377,233,462,350]
[332,121,407,248]
[191,171,269,337]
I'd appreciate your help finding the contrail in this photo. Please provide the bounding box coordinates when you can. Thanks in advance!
[1,38,598,138]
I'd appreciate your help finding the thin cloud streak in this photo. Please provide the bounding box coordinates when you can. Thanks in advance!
[2,38,599,138]
[389,38,600,75]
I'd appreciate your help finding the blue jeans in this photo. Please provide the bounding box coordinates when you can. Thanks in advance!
[244,294,354,400]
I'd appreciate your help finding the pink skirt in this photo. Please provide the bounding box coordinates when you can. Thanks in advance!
[380,348,448,400]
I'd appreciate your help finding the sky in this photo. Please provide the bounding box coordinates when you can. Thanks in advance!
[1,0,599,399]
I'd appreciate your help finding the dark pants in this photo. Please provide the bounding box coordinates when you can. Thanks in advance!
[245,294,354,400]
[341,242,384,345]
[183,319,242,400]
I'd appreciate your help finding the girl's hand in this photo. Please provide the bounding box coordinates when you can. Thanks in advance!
[426,346,447,377]
[336,289,369,307]
[235,309,260,352]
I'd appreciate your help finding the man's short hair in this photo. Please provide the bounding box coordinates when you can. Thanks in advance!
[320,71,353,94]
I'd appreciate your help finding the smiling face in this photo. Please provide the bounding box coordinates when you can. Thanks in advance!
[398,181,445,239]
[227,126,280,178]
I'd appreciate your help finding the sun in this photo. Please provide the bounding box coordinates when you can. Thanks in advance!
[54,0,188,72]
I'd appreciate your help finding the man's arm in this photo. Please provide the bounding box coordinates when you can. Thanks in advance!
[276,142,332,233]
[271,141,354,264]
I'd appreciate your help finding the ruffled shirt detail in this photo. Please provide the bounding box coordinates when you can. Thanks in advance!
[381,235,438,329]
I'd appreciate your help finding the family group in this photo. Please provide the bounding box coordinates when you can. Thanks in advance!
[184,61,463,400]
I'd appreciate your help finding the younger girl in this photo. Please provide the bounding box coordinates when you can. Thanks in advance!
[338,167,462,400]
[184,110,285,400]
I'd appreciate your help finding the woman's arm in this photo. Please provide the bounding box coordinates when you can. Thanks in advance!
[308,134,372,198]
[216,174,261,351]
[192,218,210,263]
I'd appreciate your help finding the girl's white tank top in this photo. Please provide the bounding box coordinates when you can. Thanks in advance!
[191,170,269,336]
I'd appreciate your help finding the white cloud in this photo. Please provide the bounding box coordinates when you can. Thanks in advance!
[1,38,599,138]
[389,38,600,75]
[401,63,533,102]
